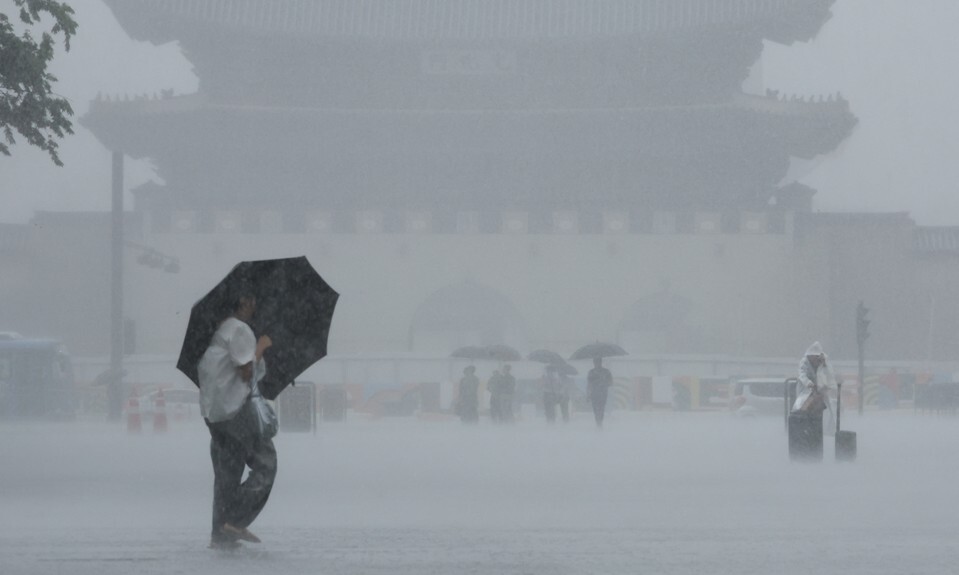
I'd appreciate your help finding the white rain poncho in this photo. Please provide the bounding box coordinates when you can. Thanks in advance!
[793,341,836,433]
[198,317,265,423]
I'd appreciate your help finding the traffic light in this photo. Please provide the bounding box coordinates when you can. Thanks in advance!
[856,301,871,345]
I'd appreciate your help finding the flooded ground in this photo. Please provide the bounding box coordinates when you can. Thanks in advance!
[1,409,955,574]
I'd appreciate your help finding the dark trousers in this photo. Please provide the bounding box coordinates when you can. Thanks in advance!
[207,405,277,540]
[459,402,478,424]
[590,392,608,426]
[490,394,513,423]
[543,392,558,423]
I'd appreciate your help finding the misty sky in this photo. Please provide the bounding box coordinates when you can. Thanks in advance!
[1,0,957,225]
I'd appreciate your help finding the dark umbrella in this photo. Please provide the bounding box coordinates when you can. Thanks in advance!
[484,344,522,363]
[528,349,578,375]
[569,342,628,361]
[451,344,522,362]
[450,346,487,361]
[176,256,339,400]
[527,349,567,365]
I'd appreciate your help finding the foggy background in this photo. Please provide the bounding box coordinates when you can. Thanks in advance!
[4,2,959,574]
[2,0,958,224]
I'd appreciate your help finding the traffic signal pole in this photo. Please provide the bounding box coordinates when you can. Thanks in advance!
[856,301,870,416]
[109,151,124,421]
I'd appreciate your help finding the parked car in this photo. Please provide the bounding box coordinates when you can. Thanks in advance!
[728,377,790,417]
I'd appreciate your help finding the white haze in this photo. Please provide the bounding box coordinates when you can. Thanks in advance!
[3,1,959,573]
[2,414,957,574]
[2,0,959,223]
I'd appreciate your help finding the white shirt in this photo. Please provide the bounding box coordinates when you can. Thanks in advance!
[198,317,261,423]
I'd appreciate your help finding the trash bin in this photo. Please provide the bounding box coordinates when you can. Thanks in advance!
[277,382,316,433]
[788,411,823,462]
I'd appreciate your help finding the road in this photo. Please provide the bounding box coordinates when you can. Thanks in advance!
[1,409,956,574]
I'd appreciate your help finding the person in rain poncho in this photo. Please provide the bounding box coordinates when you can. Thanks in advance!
[792,341,836,435]
[198,293,275,549]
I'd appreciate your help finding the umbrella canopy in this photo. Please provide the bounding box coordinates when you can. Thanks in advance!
[485,344,522,362]
[569,342,628,361]
[450,344,522,362]
[176,256,339,400]
[450,346,487,361]
[527,349,567,365]
[528,349,578,375]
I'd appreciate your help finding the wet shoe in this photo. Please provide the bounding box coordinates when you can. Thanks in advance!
[222,523,261,543]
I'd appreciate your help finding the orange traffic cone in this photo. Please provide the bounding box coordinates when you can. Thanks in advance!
[153,389,168,433]
[126,394,142,434]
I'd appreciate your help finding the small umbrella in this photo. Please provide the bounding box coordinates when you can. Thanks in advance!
[527,349,567,365]
[484,344,522,363]
[569,342,628,361]
[451,344,522,362]
[450,346,487,361]
[176,256,339,400]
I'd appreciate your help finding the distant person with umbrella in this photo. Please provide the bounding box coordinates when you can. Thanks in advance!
[198,292,275,549]
[587,358,614,427]
[487,368,504,422]
[500,364,516,423]
[557,368,573,423]
[571,343,626,427]
[488,365,515,423]
[457,366,480,424]
[542,364,562,423]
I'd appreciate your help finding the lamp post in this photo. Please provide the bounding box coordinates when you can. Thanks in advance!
[109,151,124,421]
[108,153,180,421]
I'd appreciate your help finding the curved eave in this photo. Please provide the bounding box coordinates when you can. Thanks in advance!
[81,93,856,161]
[104,0,834,44]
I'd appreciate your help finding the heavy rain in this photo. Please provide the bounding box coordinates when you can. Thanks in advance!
[2,1,959,573]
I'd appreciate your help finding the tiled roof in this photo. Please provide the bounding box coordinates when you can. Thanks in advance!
[112,0,832,40]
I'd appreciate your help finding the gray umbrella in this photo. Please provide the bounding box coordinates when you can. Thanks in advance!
[484,344,522,362]
[527,349,567,365]
[569,342,628,361]
[450,346,488,360]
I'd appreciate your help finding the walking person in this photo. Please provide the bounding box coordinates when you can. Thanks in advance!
[456,366,480,424]
[198,293,276,549]
[586,357,613,427]
[487,368,504,422]
[500,364,516,423]
[542,365,561,423]
[557,369,572,423]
